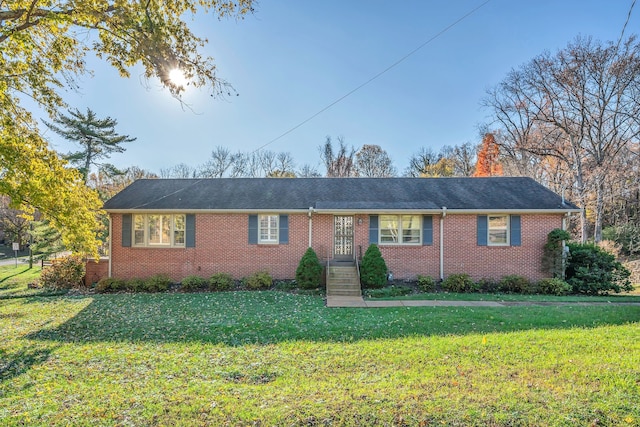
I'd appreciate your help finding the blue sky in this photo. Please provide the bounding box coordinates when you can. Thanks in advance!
[41,0,640,175]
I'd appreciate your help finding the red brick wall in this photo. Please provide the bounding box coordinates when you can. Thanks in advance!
[110,212,564,282]
[442,214,562,281]
[111,213,312,281]
[84,258,109,286]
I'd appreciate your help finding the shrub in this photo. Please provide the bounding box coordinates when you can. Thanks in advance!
[209,273,235,291]
[417,275,436,292]
[365,285,413,298]
[295,247,323,289]
[145,274,171,292]
[360,244,388,289]
[498,275,534,294]
[95,277,126,293]
[243,271,272,290]
[127,278,147,292]
[441,273,477,293]
[181,275,208,291]
[566,243,633,295]
[37,255,85,290]
[477,278,499,293]
[537,278,572,296]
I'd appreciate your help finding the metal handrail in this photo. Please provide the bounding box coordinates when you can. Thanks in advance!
[355,250,361,282]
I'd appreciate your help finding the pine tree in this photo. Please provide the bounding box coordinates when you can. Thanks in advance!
[360,244,388,288]
[45,108,136,181]
[473,133,503,177]
[295,247,323,289]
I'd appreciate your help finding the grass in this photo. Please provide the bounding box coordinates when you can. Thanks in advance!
[1,267,639,426]
[373,290,640,302]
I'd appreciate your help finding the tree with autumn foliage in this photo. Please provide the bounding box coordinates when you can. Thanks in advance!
[0,0,254,256]
[473,133,503,177]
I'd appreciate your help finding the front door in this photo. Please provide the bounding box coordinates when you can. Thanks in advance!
[334,216,354,260]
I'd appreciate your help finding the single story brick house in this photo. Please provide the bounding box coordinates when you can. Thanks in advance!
[101,177,580,283]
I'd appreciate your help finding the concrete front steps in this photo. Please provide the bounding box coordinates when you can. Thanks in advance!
[326,264,361,297]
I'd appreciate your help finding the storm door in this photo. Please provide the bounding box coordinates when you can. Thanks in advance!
[333,216,354,260]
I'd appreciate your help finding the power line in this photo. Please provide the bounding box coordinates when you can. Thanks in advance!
[617,0,636,49]
[250,0,492,154]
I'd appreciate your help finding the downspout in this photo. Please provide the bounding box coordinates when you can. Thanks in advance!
[308,207,314,247]
[440,206,447,281]
[108,214,113,278]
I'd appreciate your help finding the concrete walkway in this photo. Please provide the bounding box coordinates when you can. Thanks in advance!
[325,296,640,308]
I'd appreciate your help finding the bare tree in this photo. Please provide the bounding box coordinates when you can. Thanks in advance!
[160,163,198,179]
[320,136,356,177]
[484,35,640,242]
[297,164,322,177]
[199,146,234,178]
[449,143,476,177]
[354,144,397,177]
[405,147,445,177]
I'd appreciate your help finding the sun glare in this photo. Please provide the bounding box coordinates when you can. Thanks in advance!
[168,68,187,88]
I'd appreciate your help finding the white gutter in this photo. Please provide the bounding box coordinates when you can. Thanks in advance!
[108,214,112,278]
[440,206,446,281]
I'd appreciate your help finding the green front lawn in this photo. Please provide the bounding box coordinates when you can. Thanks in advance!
[372,290,640,302]
[1,266,639,425]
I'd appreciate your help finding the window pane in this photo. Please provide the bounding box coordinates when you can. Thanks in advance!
[174,215,185,245]
[148,215,161,244]
[134,215,145,245]
[402,215,421,243]
[380,215,399,243]
[161,215,171,244]
[259,215,278,242]
[488,215,508,245]
[148,215,170,245]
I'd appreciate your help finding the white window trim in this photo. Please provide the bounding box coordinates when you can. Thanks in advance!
[379,214,422,246]
[488,214,510,246]
[132,214,186,248]
[258,214,279,244]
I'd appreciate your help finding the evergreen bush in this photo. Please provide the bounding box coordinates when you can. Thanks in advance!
[360,244,388,289]
[295,247,323,289]
[243,271,273,290]
[441,273,477,293]
[417,275,436,292]
[566,243,632,295]
[537,278,572,296]
[145,274,171,292]
[181,275,208,291]
[209,273,234,291]
[127,278,146,292]
[498,275,535,294]
[95,277,126,293]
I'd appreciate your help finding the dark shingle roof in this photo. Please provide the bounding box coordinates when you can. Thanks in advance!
[102,177,580,212]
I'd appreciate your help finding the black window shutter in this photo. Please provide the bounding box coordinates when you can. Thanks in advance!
[369,215,379,244]
[510,215,521,246]
[477,215,488,246]
[186,214,196,247]
[279,214,289,244]
[422,215,433,246]
[122,214,132,247]
[248,215,258,244]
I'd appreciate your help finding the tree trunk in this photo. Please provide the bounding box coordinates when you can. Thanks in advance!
[594,174,605,243]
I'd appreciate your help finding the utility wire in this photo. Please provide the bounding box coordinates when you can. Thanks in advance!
[617,0,636,50]
[250,0,492,154]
